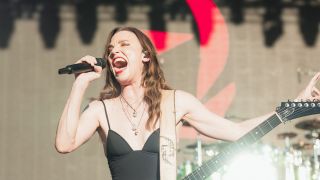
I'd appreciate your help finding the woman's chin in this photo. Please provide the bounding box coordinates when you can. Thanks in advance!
[115,74,131,85]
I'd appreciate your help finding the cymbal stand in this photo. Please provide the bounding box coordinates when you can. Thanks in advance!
[195,133,202,166]
[311,131,320,180]
[284,136,295,180]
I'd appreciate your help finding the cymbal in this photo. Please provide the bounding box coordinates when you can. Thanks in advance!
[204,142,228,150]
[305,132,320,140]
[277,132,297,139]
[295,120,320,131]
[186,142,209,149]
[177,148,194,155]
[186,141,228,149]
[292,141,313,150]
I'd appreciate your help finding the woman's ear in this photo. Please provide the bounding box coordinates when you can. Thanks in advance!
[142,51,150,63]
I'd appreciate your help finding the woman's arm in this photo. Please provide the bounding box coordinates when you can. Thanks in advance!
[176,90,270,141]
[55,82,100,153]
[55,55,103,153]
[177,72,320,142]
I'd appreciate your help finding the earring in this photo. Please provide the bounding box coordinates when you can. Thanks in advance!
[143,50,148,56]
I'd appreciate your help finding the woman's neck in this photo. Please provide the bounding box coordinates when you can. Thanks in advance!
[121,83,145,103]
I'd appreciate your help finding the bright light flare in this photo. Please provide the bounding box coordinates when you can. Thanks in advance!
[222,152,278,180]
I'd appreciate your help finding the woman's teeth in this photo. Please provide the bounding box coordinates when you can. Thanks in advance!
[113,58,127,68]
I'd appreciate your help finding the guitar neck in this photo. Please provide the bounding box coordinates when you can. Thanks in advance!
[183,114,282,180]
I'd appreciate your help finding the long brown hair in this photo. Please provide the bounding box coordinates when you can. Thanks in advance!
[99,27,171,130]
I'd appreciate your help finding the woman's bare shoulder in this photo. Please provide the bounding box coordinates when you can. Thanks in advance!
[161,89,185,95]
[85,98,117,113]
[86,98,118,129]
[174,89,195,99]
[161,89,195,101]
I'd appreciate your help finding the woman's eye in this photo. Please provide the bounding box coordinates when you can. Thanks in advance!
[121,43,129,46]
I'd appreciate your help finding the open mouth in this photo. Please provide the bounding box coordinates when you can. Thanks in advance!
[112,57,128,74]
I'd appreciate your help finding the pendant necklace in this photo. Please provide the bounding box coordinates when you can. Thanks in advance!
[120,94,143,118]
[120,97,146,135]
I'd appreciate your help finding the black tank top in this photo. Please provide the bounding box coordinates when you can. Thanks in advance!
[101,101,160,180]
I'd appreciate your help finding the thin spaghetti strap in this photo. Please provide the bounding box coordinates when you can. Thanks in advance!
[101,100,111,130]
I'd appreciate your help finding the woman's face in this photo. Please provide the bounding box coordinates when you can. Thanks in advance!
[107,30,149,85]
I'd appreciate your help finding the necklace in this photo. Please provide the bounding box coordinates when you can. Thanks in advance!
[120,97,146,135]
[120,94,143,118]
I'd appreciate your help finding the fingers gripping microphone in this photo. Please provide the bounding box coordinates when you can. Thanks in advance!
[58,58,107,75]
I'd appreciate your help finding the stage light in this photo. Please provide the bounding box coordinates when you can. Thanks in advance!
[148,0,167,51]
[148,0,166,31]
[75,0,97,44]
[169,0,189,21]
[38,1,60,49]
[298,4,319,47]
[0,2,14,49]
[262,0,283,47]
[17,0,37,19]
[229,0,244,24]
[114,0,128,23]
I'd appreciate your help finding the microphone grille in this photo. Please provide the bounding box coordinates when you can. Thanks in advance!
[96,58,107,68]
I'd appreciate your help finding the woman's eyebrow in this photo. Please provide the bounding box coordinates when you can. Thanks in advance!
[118,40,129,43]
[108,40,129,48]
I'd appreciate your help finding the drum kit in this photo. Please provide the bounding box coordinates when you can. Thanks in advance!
[177,119,320,180]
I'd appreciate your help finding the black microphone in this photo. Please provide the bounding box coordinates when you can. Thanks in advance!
[58,58,107,75]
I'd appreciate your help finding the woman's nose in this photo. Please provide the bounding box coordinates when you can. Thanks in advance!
[109,48,120,59]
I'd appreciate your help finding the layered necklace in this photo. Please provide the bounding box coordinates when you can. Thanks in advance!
[120,95,146,135]
[120,94,144,118]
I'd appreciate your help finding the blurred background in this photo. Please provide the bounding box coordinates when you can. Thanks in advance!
[1,0,320,179]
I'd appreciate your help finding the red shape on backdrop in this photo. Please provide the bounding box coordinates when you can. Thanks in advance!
[186,0,214,45]
[149,31,167,51]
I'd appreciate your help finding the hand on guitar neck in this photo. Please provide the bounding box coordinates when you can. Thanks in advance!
[295,72,320,102]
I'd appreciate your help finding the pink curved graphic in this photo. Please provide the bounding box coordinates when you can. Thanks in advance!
[205,83,236,116]
[181,0,233,140]
[186,0,229,100]
[145,0,235,140]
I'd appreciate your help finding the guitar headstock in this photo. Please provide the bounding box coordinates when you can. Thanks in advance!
[276,101,320,122]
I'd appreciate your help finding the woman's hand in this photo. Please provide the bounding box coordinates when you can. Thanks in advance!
[74,55,103,85]
[295,72,320,101]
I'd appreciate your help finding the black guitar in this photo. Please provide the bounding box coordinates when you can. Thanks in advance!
[183,101,320,180]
